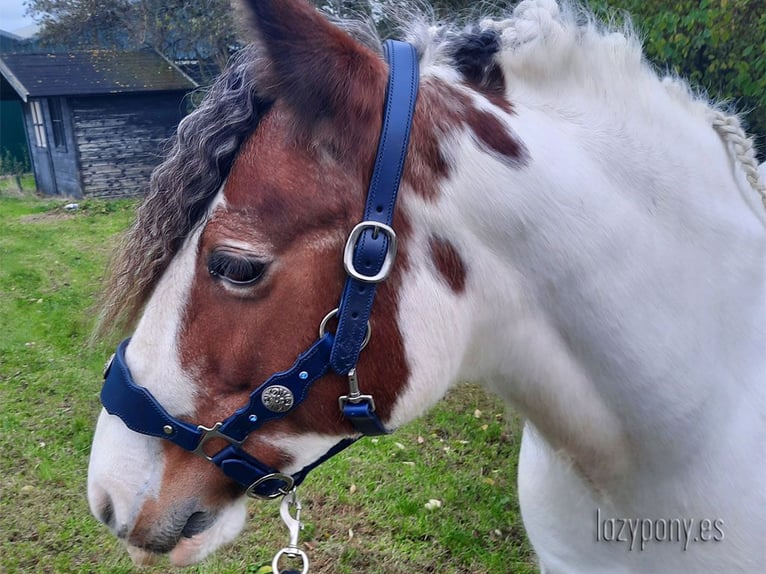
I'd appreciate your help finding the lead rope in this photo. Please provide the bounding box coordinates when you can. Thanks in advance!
[711,110,766,211]
[271,489,309,574]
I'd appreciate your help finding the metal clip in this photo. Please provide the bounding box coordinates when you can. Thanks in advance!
[272,489,309,574]
[338,368,376,412]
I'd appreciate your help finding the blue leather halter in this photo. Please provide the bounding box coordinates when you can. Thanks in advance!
[100,40,419,500]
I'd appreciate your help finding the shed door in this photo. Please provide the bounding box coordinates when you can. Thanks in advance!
[47,98,81,197]
[27,99,57,195]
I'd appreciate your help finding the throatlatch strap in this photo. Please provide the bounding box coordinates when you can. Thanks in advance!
[343,401,389,435]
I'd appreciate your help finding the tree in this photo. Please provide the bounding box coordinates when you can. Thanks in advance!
[25,0,498,72]
[592,0,766,153]
[27,0,766,147]
[25,0,239,79]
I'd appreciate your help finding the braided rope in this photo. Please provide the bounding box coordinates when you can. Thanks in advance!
[711,110,766,210]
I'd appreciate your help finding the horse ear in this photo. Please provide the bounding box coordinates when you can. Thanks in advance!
[238,0,387,148]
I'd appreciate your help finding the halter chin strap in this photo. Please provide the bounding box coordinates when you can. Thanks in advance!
[100,40,419,499]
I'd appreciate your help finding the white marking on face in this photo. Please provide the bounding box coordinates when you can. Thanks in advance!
[88,189,228,541]
[87,408,165,535]
[124,225,204,417]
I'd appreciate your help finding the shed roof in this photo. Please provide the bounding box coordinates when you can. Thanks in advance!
[0,49,197,102]
[0,29,25,56]
[0,29,23,41]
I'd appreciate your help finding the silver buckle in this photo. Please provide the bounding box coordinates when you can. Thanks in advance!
[343,221,397,283]
[246,473,296,500]
[192,422,243,462]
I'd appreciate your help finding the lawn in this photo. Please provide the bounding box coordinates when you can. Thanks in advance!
[0,189,536,573]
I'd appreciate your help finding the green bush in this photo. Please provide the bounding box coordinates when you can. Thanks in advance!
[593,0,766,155]
[0,148,30,176]
[326,0,766,153]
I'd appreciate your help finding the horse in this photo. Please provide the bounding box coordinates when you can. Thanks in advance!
[87,0,766,571]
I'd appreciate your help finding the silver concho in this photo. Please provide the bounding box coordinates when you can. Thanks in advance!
[261,385,295,413]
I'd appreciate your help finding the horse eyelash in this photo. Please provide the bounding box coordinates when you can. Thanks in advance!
[207,251,267,286]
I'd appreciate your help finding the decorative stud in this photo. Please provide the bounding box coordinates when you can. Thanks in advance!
[299,371,309,380]
[163,425,174,435]
[249,414,258,423]
[261,385,295,413]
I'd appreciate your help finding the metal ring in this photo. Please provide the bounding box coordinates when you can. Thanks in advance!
[246,473,295,500]
[318,308,371,350]
[272,547,309,574]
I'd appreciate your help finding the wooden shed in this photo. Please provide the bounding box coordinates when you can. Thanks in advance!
[0,49,197,197]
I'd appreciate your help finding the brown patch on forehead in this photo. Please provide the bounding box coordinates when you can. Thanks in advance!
[429,236,467,294]
[222,106,364,251]
[404,78,527,202]
[172,101,411,476]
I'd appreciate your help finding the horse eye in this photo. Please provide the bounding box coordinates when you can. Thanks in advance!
[207,251,267,286]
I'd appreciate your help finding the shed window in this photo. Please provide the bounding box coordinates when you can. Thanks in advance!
[49,98,67,150]
[30,100,47,148]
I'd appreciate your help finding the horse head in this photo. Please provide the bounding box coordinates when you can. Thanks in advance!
[88,0,766,571]
[87,0,497,565]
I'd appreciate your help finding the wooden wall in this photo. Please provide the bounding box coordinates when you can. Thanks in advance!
[69,92,187,198]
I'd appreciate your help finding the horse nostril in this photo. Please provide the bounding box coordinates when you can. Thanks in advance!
[99,497,115,530]
[181,511,214,538]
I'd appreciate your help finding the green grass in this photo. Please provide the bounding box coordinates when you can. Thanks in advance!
[0,173,37,195]
[0,190,536,573]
